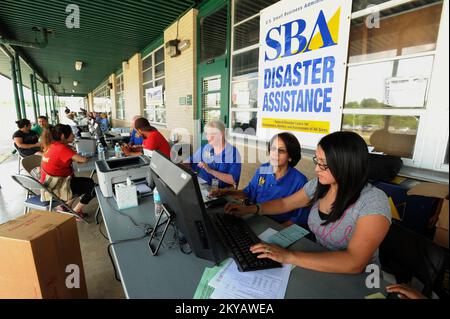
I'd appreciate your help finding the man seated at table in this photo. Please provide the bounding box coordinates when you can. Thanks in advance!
[121,117,170,158]
[31,115,49,137]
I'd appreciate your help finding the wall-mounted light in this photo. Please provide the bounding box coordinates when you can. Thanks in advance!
[75,61,83,71]
[73,80,78,87]
[107,82,113,90]
[165,39,180,58]
[178,39,190,51]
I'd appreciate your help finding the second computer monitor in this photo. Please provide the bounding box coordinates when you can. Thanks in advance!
[149,151,227,264]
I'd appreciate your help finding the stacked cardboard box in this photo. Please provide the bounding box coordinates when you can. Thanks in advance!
[0,211,88,298]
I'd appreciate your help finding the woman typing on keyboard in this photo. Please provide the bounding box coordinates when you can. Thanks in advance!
[225,131,391,274]
[211,132,309,226]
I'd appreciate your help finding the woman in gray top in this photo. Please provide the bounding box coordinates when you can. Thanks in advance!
[225,131,391,274]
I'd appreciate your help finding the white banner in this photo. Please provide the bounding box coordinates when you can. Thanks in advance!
[257,0,353,149]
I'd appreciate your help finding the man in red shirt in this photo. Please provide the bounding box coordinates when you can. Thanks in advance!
[121,118,171,158]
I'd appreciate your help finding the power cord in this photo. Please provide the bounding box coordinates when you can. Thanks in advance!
[105,197,152,232]
[99,219,109,240]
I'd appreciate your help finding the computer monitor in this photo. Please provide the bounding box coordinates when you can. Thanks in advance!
[149,151,228,264]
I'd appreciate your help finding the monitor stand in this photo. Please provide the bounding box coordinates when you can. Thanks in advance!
[148,204,174,256]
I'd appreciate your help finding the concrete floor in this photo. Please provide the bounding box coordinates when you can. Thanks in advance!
[0,154,125,299]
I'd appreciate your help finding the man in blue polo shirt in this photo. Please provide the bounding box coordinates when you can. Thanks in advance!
[187,120,241,189]
[211,132,309,225]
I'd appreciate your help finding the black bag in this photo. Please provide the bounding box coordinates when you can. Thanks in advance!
[368,153,403,182]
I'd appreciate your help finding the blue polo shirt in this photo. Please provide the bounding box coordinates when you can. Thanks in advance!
[129,129,143,146]
[243,163,309,224]
[189,143,241,189]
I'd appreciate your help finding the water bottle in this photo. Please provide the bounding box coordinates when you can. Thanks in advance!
[114,143,122,158]
[153,187,163,219]
[97,142,105,160]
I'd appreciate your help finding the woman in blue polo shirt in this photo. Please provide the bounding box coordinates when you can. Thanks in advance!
[187,120,241,189]
[211,132,309,225]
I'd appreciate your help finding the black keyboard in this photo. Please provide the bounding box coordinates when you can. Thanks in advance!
[211,213,282,272]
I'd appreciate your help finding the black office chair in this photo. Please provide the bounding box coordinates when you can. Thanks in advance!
[379,220,448,298]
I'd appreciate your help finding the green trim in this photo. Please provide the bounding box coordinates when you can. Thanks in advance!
[198,0,227,18]
[141,36,164,57]
[114,68,123,76]
[196,0,231,147]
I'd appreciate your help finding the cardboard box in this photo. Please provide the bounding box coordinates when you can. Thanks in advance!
[407,182,449,249]
[0,211,88,299]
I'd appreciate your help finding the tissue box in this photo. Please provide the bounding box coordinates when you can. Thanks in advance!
[114,183,138,210]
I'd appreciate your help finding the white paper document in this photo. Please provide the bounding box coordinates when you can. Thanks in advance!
[208,258,291,299]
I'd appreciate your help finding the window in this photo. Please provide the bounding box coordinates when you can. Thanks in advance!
[200,5,228,62]
[142,46,166,125]
[230,0,279,136]
[229,0,447,172]
[344,2,443,162]
[93,81,111,114]
[115,73,125,120]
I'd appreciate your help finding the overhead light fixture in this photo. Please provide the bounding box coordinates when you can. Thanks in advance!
[75,61,83,71]
[165,39,180,58]
[72,89,75,93]
[73,80,78,87]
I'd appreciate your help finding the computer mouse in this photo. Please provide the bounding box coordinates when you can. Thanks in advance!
[386,292,403,299]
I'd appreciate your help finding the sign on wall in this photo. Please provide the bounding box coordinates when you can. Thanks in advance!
[257,0,353,149]
[145,85,163,107]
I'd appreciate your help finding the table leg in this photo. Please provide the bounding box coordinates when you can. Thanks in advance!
[95,206,101,224]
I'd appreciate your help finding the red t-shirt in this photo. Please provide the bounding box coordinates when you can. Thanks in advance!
[40,141,76,183]
[143,130,171,158]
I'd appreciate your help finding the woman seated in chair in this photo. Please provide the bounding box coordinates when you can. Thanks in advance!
[185,119,241,189]
[12,119,42,156]
[211,132,309,226]
[225,131,392,274]
[40,124,96,220]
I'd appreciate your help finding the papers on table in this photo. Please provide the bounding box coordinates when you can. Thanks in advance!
[197,176,208,185]
[208,259,291,299]
[135,183,152,195]
[268,224,309,248]
[193,225,310,299]
[193,262,227,299]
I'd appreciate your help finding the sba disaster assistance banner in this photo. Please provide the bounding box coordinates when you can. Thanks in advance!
[257,0,352,148]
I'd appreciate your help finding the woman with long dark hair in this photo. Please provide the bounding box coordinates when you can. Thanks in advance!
[40,124,96,219]
[225,131,391,273]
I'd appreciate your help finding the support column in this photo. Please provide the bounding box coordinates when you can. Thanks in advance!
[30,74,38,122]
[43,82,48,118]
[15,52,26,118]
[33,72,41,117]
[11,55,21,120]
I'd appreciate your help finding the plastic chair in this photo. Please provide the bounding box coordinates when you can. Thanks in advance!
[379,220,448,298]
[10,174,88,223]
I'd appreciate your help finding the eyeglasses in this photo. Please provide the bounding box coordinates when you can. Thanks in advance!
[312,156,328,171]
[269,147,288,155]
